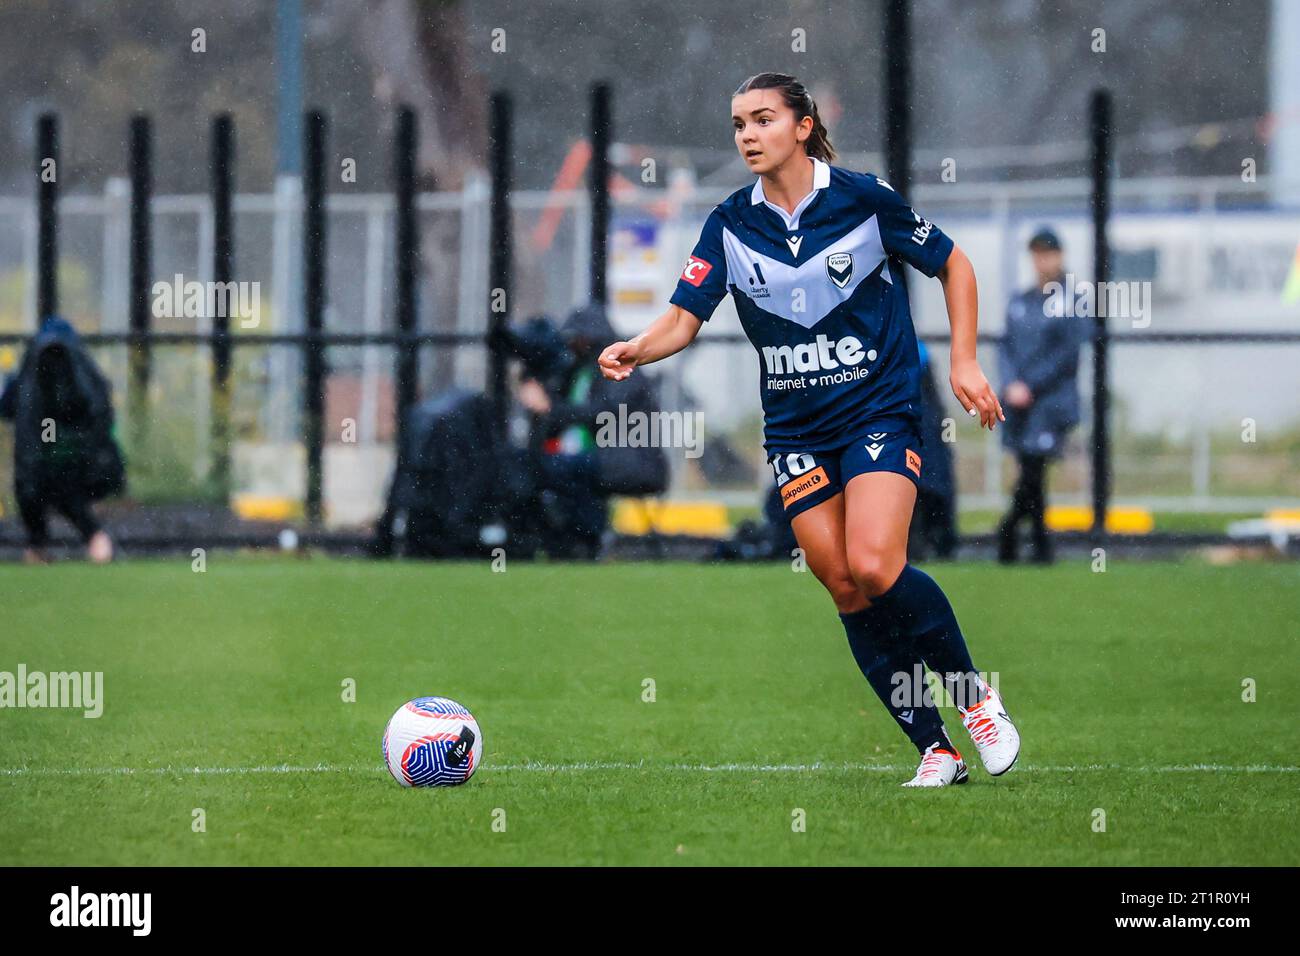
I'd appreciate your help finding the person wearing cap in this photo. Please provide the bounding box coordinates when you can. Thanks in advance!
[996,228,1086,564]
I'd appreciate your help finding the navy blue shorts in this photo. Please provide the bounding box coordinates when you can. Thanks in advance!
[767,422,925,521]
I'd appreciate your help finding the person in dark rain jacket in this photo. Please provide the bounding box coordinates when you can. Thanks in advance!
[996,228,1087,564]
[0,316,123,563]
[910,339,957,560]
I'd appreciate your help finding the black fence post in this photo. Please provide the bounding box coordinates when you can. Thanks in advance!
[487,91,512,441]
[303,110,327,525]
[129,114,153,450]
[1089,89,1112,540]
[394,105,419,456]
[36,113,58,322]
[588,82,611,308]
[883,0,912,199]
[211,113,234,502]
[883,0,911,306]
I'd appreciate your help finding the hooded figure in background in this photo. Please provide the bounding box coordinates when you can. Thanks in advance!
[516,302,669,558]
[0,316,123,563]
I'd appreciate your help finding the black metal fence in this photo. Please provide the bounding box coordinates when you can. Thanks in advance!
[3,75,1299,543]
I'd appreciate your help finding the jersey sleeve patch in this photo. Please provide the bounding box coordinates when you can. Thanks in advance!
[680,255,713,287]
[669,207,730,321]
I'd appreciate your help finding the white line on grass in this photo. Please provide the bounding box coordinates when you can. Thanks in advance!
[0,761,1296,777]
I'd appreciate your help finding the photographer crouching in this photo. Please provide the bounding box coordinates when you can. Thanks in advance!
[510,303,668,559]
[0,316,124,564]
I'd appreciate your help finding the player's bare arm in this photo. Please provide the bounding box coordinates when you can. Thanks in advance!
[938,244,1004,431]
[597,304,703,381]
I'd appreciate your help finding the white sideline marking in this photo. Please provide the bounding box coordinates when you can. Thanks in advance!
[0,761,1296,777]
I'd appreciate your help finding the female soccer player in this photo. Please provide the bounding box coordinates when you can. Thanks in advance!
[597,73,1021,786]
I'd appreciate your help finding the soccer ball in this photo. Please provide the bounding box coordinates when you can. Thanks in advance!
[382,696,483,787]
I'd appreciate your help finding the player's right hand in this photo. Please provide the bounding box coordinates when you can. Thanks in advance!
[598,341,640,381]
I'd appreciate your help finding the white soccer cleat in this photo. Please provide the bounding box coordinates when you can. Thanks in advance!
[959,681,1021,776]
[901,744,969,787]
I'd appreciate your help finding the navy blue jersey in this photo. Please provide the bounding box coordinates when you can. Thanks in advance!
[670,157,953,452]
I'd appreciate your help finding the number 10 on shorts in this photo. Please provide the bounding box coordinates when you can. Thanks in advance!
[769,451,817,485]
[770,452,830,510]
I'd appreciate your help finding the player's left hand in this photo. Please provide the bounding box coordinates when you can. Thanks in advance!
[950,358,1004,431]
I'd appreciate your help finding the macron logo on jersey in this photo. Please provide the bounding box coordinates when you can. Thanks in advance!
[681,256,713,287]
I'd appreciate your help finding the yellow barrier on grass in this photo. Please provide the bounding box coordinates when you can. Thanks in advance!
[232,495,300,522]
[612,499,732,537]
[1045,505,1154,534]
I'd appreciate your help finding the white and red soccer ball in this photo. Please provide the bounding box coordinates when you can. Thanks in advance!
[382,696,483,787]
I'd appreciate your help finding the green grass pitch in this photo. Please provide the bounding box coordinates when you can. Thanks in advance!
[1,556,1296,866]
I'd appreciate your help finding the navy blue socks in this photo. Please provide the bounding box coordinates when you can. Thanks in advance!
[867,563,985,710]
[839,604,953,755]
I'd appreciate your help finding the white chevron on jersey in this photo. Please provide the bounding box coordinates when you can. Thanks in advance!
[721,215,893,330]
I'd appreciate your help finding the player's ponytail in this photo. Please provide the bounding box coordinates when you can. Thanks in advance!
[805,99,836,164]
[733,72,837,164]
